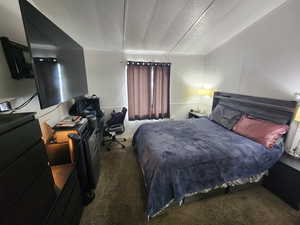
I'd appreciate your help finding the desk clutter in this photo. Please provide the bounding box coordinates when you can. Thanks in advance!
[55,116,85,128]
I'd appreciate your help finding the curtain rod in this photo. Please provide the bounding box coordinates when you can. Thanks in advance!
[127,61,171,66]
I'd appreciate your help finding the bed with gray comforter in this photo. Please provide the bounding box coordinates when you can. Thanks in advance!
[133,118,284,218]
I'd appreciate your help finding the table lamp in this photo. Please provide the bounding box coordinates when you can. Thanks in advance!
[198,88,214,97]
[294,106,300,122]
[196,88,214,114]
[287,106,300,158]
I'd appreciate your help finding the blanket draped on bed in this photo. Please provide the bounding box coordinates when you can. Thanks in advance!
[133,118,283,218]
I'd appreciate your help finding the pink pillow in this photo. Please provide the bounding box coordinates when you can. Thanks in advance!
[233,115,289,149]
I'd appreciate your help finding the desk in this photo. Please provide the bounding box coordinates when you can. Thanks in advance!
[51,117,104,163]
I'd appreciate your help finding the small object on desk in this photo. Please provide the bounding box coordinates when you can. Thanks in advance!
[0,98,14,112]
[55,123,76,128]
[263,154,300,210]
[72,116,82,122]
[188,110,207,119]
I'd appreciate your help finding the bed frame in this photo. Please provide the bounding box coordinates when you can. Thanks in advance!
[166,92,297,214]
[212,92,296,125]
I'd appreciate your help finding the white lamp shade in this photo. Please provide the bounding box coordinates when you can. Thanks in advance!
[294,106,300,122]
[198,89,214,97]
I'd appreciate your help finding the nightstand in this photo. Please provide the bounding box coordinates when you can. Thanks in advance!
[263,154,300,210]
[188,111,207,119]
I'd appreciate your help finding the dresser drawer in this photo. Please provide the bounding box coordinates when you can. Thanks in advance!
[45,170,77,225]
[0,119,42,171]
[61,177,83,225]
[0,168,56,225]
[0,141,49,206]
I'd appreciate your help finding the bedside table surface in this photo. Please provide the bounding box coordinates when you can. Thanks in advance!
[189,111,207,117]
[280,154,300,171]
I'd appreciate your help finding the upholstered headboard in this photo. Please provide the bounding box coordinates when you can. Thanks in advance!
[212,92,297,125]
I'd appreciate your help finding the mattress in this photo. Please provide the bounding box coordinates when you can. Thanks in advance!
[133,118,284,218]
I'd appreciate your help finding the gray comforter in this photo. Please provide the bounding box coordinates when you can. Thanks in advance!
[133,118,284,218]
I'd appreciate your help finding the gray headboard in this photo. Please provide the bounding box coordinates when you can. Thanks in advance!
[212,92,297,125]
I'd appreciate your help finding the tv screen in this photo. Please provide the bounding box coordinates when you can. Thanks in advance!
[19,0,88,109]
[0,37,34,80]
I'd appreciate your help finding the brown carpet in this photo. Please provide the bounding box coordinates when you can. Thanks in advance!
[80,141,300,225]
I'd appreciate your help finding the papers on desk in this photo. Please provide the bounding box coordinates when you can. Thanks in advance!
[55,116,83,128]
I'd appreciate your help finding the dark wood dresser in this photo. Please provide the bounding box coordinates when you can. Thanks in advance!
[0,113,56,225]
[46,164,83,225]
[263,154,300,210]
[0,113,83,225]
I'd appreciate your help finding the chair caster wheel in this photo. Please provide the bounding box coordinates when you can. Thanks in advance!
[124,138,127,141]
[122,145,125,149]
[107,148,111,151]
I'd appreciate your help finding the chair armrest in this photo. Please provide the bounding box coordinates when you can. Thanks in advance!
[107,123,123,129]
[106,124,124,133]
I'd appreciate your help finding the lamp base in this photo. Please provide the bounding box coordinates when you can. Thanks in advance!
[285,148,300,159]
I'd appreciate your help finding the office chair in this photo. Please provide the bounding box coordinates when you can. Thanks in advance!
[103,107,127,151]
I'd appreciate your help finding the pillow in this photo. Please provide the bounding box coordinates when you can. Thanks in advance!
[210,104,242,130]
[233,115,289,149]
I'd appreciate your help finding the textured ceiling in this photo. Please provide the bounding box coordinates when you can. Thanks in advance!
[28,0,287,55]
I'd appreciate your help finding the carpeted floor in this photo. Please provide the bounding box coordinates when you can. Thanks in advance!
[80,141,300,225]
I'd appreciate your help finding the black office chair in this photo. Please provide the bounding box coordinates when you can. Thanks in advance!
[103,107,127,150]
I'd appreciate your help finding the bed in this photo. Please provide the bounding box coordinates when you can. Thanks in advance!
[133,92,296,218]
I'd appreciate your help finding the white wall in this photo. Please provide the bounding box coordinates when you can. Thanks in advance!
[82,0,300,137]
[0,0,70,141]
[204,0,300,100]
[84,50,207,136]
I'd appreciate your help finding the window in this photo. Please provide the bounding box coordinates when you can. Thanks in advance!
[127,61,171,121]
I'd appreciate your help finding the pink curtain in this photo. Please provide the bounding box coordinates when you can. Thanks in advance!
[127,64,151,121]
[152,65,170,119]
[127,62,170,121]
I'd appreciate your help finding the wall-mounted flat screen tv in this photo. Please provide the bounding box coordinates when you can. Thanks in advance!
[0,37,34,80]
[19,0,88,109]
